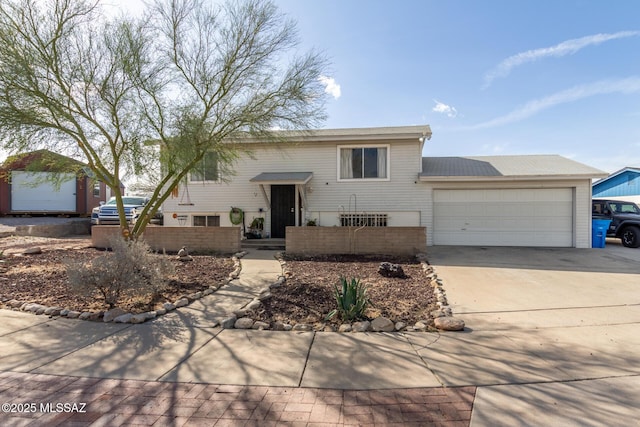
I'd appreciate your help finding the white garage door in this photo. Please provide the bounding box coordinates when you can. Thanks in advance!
[433,188,574,247]
[11,171,77,212]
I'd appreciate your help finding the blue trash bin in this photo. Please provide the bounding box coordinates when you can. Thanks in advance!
[591,219,612,248]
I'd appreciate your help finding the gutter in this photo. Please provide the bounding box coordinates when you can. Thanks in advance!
[419,173,609,182]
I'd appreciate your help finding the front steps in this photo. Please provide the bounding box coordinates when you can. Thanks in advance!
[241,238,285,251]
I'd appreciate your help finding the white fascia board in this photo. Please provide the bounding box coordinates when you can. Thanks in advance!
[419,173,608,182]
[233,125,432,144]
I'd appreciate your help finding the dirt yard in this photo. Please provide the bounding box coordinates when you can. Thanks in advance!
[248,254,437,329]
[1,237,437,327]
[0,236,233,313]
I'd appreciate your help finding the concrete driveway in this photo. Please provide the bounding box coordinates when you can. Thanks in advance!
[429,238,640,329]
[426,240,640,426]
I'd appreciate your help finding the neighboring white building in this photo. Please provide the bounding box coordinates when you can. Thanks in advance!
[162,125,607,248]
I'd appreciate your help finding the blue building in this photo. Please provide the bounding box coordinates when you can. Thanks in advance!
[593,167,640,204]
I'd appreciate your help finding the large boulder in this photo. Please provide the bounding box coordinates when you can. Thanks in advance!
[221,315,237,329]
[114,313,133,323]
[434,317,465,331]
[104,308,127,323]
[352,321,371,332]
[378,262,406,278]
[371,316,395,332]
[234,317,254,329]
[22,247,42,255]
[338,324,352,333]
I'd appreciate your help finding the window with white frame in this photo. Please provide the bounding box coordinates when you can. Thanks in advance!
[193,215,220,226]
[190,152,219,182]
[338,146,389,180]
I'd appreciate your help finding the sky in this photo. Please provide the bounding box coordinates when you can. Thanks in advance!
[269,0,640,174]
[6,0,640,175]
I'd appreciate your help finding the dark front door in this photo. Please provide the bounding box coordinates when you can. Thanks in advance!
[271,185,295,238]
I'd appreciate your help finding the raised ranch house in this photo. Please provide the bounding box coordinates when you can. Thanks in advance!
[159,125,607,250]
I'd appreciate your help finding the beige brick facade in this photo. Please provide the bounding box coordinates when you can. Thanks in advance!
[285,226,427,256]
[91,226,241,253]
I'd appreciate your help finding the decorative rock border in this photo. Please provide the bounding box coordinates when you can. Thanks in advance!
[223,252,465,333]
[1,251,247,324]
[417,253,465,331]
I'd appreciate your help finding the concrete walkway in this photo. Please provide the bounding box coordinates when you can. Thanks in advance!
[1,245,639,425]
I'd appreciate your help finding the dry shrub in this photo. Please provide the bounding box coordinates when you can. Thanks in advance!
[66,237,174,308]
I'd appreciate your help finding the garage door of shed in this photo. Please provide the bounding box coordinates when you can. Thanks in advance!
[11,171,76,212]
[433,188,574,247]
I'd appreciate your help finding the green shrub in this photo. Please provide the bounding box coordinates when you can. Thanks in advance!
[326,276,369,321]
[66,237,174,308]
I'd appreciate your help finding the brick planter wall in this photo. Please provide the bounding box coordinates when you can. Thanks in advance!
[91,226,242,254]
[286,226,427,256]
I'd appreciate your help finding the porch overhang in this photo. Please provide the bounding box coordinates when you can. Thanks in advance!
[250,172,313,212]
[249,172,313,185]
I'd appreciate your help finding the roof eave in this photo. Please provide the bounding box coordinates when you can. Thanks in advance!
[593,167,640,186]
[236,125,431,144]
[419,173,608,182]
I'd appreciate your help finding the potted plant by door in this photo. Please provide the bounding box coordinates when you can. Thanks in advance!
[246,217,264,239]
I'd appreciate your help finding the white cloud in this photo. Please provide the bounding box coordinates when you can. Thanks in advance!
[432,100,458,118]
[483,31,640,88]
[318,75,341,99]
[471,76,640,129]
[482,142,509,154]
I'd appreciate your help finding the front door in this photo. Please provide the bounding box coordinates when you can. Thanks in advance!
[271,185,295,238]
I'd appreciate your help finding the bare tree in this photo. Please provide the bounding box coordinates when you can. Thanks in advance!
[0,0,327,238]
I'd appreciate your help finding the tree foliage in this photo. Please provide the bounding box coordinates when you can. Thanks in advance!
[0,0,327,238]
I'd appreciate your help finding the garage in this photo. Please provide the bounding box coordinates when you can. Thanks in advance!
[11,171,77,212]
[420,155,607,248]
[433,188,574,247]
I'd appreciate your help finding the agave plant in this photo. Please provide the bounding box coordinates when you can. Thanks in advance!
[327,276,369,321]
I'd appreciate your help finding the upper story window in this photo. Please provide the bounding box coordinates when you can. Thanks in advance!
[190,152,219,182]
[338,145,389,181]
